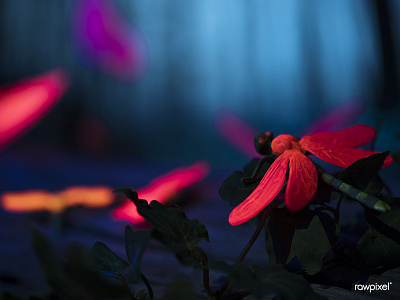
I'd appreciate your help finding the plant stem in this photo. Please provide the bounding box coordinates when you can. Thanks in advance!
[334,193,345,224]
[235,207,271,264]
[218,207,271,299]
[196,246,215,298]
[141,273,154,300]
[120,275,137,300]
[314,205,336,217]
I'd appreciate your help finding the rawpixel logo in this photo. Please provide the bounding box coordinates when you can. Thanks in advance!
[354,282,392,293]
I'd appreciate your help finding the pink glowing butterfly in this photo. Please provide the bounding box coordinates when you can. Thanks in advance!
[71,0,146,80]
[229,125,393,226]
[112,161,210,224]
[0,69,69,150]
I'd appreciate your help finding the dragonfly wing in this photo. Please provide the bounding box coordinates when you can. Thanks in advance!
[229,153,290,226]
[300,144,393,168]
[285,151,318,212]
[300,124,376,149]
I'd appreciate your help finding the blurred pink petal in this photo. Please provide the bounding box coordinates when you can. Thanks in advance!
[0,69,69,150]
[300,99,365,136]
[71,0,146,80]
[112,161,210,224]
[214,109,262,158]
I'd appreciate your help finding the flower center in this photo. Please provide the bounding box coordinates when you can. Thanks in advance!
[271,134,302,156]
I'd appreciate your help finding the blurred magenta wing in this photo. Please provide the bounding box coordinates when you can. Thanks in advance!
[300,99,364,136]
[300,124,376,149]
[0,69,69,150]
[284,151,318,212]
[228,152,290,226]
[213,109,262,159]
[71,0,146,80]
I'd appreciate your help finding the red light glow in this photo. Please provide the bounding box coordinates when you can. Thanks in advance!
[112,161,210,224]
[0,69,69,150]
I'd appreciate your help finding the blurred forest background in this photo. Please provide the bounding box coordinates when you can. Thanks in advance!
[0,0,399,166]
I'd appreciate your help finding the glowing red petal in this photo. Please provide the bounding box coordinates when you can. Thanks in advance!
[0,69,69,150]
[300,124,376,149]
[213,109,262,158]
[300,99,364,135]
[285,151,318,212]
[71,0,146,80]
[229,152,290,226]
[112,161,210,224]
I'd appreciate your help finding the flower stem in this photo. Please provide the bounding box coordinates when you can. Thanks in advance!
[119,275,137,300]
[195,246,215,298]
[141,273,153,300]
[235,207,271,264]
[218,207,271,299]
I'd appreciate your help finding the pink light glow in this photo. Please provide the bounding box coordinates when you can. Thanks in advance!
[215,101,365,159]
[300,99,365,136]
[112,161,210,224]
[214,109,262,158]
[71,0,146,80]
[0,69,69,150]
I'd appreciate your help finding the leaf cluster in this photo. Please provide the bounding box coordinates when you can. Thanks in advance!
[115,188,209,268]
[214,262,326,299]
[31,229,128,300]
[219,151,400,278]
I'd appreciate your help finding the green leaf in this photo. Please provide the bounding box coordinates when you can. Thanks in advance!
[219,158,272,208]
[266,208,314,265]
[32,229,126,299]
[115,189,209,268]
[214,262,326,300]
[337,151,390,194]
[381,194,400,206]
[87,242,130,279]
[124,226,150,283]
[355,228,400,269]
[266,208,337,275]
[393,149,400,166]
[355,202,400,269]
[287,215,333,275]
[365,202,400,244]
[162,278,207,300]
[32,228,94,299]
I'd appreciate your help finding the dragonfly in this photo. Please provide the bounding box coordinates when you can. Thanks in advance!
[241,131,391,214]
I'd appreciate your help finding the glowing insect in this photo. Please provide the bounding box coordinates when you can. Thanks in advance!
[229,125,393,226]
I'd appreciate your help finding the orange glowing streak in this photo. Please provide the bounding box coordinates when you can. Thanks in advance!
[1,186,114,214]
[0,69,69,150]
[112,161,210,224]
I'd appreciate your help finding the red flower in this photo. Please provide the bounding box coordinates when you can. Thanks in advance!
[229,125,393,226]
